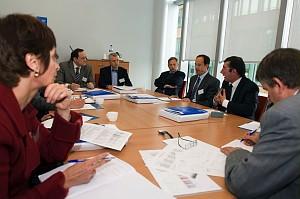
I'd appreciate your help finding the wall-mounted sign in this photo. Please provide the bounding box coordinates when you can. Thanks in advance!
[36,16,47,25]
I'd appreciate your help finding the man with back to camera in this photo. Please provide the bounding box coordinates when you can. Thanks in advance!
[57,48,95,91]
[154,57,185,97]
[98,52,132,89]
[214,56,259,119]
[221,48,300,199]
[183,54,220,107]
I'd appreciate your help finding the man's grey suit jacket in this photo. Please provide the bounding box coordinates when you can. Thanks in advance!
[224,93,300,199]
[185,73,220,108]
[57,61,94,87]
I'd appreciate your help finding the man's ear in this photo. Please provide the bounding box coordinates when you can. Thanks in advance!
[272,77,284,89]
[25,53,40,73]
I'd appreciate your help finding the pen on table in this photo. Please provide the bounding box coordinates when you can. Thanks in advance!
[240,129,257,142]
[67,157,115,163]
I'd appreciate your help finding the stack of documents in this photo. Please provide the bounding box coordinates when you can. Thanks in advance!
[39,156,174,199]
[159,106,209,122]
[83,89,120,100]
[139,137,223,197]
[112,86,138,94]
[124,93,160,104]
[80,123,132,151]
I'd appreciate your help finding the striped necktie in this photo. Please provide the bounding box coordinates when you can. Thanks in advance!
[75,67,80,83]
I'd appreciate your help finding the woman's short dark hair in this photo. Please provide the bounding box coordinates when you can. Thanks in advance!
[0,14,56,87]
[224,56,246,77]
[256,48,300,88]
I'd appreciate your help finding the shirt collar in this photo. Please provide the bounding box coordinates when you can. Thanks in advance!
[231,77,242,88]
[73,61,80,70]
[199,71,208,79]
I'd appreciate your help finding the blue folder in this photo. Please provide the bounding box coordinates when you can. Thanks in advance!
[83,90,115,96]
[164,106,207,115]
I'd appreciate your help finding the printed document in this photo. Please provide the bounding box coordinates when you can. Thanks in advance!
[39,156,174,199]
[80,123,132,151]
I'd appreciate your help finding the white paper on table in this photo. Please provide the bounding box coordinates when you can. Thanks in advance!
[80,123,132,151]
[151,145,185,171]
[139,150,161,167]
[139,150,221,196]
[71,104,96,110]
[222,139,253,152]
[42,115,95,129]
[39,157,174,199]
[238,121,260,131]
[148,167,221,196]
[175,143,226,177]
[84,98,95,104]
[162,136,194,146]
[74,87,87,92]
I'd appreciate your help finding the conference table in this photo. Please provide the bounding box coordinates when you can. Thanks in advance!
[69,89,252,199]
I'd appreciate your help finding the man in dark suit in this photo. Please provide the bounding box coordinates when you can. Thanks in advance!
[221,48,300,199]
[214,56,258,119]
[154,57,185,96]
[98,53,132,89]
[57,48,95,90]
[183,55,220,107]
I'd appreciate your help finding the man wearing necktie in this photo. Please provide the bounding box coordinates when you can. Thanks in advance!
[98,52,132,89]
[183,54,220,107]
[221,48,300,199]
[154,57,185,96]
[57,48,95,90]
[214,56,259,119]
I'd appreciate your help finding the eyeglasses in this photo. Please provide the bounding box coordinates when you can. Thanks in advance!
[177,133,197,150]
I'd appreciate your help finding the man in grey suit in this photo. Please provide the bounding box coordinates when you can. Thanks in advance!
[57,48,94,90]
[183,54,220,107]
[221,48,300,199]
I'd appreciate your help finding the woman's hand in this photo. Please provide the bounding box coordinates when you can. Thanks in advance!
[44,83,71,121]
[63,153,110,189]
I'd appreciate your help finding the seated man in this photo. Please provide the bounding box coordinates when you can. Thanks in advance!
[154,57,185,96]
[57,48,95,90]
[221,48,300,199]
[183,54,220,107]
[214,56,258,119]
[98,53,132,89]
[31,89,84,121]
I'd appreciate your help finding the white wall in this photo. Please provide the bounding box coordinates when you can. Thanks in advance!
[0,0,154,89]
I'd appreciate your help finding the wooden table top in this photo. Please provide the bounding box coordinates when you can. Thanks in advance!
[69,90,251,198]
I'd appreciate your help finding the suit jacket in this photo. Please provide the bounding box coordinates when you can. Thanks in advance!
[98,66,132,88]
[218,77,259,119]
[185,73,220,108]
[224,93,300,199]
[154,70,185,96]
[0,84,82,199]
[57,61,94,87]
